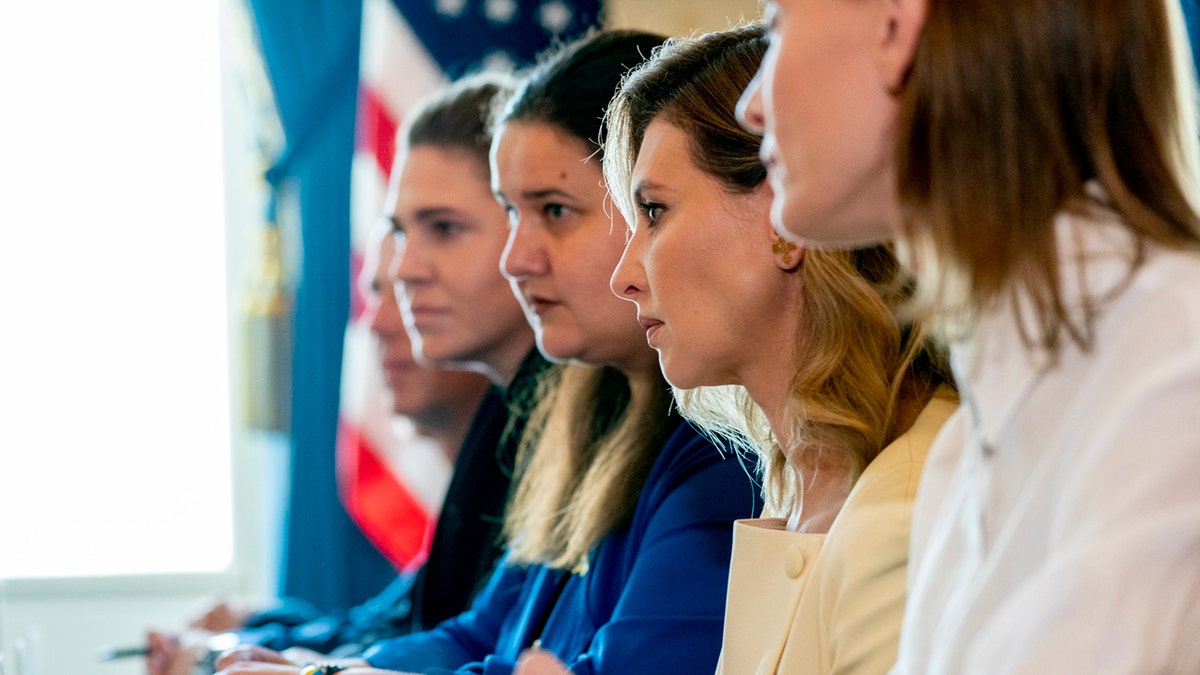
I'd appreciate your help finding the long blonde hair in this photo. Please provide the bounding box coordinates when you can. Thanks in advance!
[605,24,947,516]
[503,363,673,571]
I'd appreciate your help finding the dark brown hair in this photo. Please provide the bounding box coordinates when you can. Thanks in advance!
[404,71,515,169]
[497,29,675,571]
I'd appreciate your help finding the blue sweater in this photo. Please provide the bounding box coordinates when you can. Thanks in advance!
[362,420,762,675]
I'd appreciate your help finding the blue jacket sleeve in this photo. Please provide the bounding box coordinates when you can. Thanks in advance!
[363,560,530,672]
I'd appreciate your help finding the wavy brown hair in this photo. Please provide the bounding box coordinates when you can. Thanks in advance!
[897,0,1200,354]
[604,23,948,515]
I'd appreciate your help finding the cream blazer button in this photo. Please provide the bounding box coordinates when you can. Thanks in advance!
[784,545,807,579]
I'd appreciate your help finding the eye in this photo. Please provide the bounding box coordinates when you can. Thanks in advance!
[637,201,666,226]
[543,203,568,220]
[430,220,463,239]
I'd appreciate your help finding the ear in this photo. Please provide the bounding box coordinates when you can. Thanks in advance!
[752,183,804,271]
[760,208,804,273]
[877,0,927,93]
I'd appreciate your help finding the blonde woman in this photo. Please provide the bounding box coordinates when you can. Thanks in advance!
[598,24,955,674]
[739,0,1200,671]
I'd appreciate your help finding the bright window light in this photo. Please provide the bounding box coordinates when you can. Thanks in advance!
[0,1,233,578]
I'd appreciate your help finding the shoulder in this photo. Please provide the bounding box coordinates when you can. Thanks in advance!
[821,392,958,578]
[1065,210,1200,355]
[630,420,762,526]
[652,420,756,486]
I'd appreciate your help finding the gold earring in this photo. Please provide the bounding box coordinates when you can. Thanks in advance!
[772,236,797,266]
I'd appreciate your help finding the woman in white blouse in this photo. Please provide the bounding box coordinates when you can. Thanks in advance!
[738,0,1200,672]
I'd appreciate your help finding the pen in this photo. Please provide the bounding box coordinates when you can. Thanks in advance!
[96,644,151,661]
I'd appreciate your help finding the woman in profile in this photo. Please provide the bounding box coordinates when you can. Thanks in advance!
[598,23,954,674]
[738,0,1200,671]
[216,72,549,675]
[314,29,759,675]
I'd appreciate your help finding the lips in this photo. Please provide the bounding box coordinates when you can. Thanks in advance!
[404,302,449,328]
[637,315,664,344]
[523,293,560,315]
[380,351,417,380]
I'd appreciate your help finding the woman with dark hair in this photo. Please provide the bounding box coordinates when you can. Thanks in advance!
[281,30,761,675]
[739,0,1200,671]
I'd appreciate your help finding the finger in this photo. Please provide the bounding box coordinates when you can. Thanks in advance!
[516,649,572,675]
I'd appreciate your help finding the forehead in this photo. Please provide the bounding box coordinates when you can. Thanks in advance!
[633,118,695,182]
[391,145,488,205]
[492,121,598,187]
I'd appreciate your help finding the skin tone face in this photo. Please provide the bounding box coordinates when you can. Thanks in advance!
[613,117,853,534]
[737,0,923,248]
[493,121,656,374]
[387,144,534,385]
[610,119,801,421]
[363,226,489,439]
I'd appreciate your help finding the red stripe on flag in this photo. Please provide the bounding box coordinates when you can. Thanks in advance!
[356,84,399,178]
[337,419,435,571]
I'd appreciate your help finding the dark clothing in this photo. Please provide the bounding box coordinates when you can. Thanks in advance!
[236,349,548,656]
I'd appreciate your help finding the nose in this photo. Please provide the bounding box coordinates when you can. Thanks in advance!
[392,231,431,286]
[610,228,647,302]
[369,280,405,339]
[500,214,548,280]
[736,71,766,135]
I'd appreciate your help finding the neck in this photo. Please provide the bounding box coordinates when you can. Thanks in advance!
[413,409,476,464]
[739,314,853,534]
[621,365,662,413]
[477,334,536,388]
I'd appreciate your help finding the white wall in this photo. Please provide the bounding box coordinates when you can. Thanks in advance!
[0,1,280,671]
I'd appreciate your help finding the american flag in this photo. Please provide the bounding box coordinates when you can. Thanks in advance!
[338,0,599,571]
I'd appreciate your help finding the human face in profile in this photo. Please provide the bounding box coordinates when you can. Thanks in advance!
[363,227,489,422]
[738,0,920,248]
[388,145,533,384]
[611,119,797,391]
[492,121,655,373]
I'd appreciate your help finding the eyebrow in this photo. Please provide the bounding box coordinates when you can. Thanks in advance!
[413,206,463,221]
[519,187,575,201]
[389,207,466,231]
[632,179,671,201]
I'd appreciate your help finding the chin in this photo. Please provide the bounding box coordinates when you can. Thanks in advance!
[413,337,464,366]
[659,359,699,391]
[535,330,586,364]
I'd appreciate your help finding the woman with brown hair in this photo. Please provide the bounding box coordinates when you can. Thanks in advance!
[739,0,1200,671]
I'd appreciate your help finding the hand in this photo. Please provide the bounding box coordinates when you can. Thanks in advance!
[214,664,302,675]
[146,629,211,675]
[215,645,296,670]
[516,649,572,675]
[214,660,377,675]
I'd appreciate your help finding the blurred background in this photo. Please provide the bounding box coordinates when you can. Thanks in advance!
[0,1,763,672]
